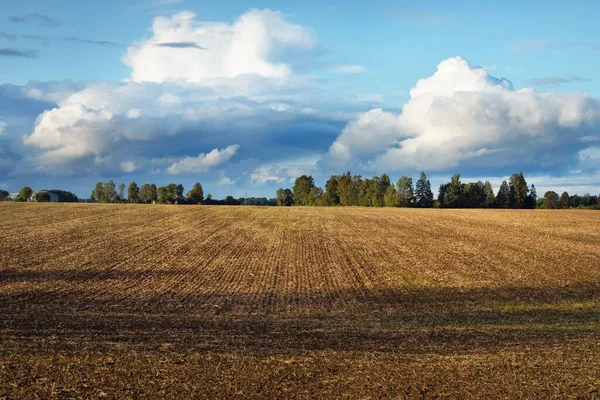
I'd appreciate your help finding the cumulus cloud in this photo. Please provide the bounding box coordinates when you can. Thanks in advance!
[120,161,137,172]
[123,10,317,83]
[324,56,600,173]
[166,145,239,175]
[249,158,317,184]
[218,174,236,185]
[0,120,6,134]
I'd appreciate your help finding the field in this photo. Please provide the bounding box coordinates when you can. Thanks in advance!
[1,203,599,398]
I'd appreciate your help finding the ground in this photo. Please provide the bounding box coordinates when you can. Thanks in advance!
[1,203,599,398]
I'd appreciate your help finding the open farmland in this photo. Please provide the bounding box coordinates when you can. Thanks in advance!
[1,203,599,398]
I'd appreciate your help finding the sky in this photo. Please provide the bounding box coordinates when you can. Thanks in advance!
[1,0,600,198]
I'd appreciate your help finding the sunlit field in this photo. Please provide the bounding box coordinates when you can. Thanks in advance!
[1,203,599,398]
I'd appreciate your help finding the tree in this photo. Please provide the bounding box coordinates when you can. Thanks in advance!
[139,183,157,204]
[0,190,9,201]
[224,196,240,205]
[464,181,486,208]
[396,176,414,207]
[380,174,391,202]
[324,175,340,206]
[158,183,184,204]
[543,191,560,209]
[307,186,324,206]
[35,192,50,202]
[358,178,370,207]
[445,173,464,208]
[91,182,104,202]
[103,181,117,203]
[17,186,33,202]
[483,181,495,208]
[526,184,537,209]
[438,184,448,207]
[187,182,204,204]
[118,183,125,203]
[292,175,314,206]
[415,172,433,208]
[383,185,399,207]
[496,180,510,208]
[276,188,293,206]
[128,181,140,203]
[509,172,528,208]
[337,172,357,206]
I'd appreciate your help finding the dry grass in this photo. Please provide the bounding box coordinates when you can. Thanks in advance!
[1,203,599,398]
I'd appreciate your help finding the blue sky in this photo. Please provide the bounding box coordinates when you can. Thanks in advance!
[1,0,600,198]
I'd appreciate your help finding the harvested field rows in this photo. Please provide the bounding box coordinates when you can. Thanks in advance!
[1,203,599,398]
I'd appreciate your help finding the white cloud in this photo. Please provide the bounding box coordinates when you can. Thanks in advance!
[249,158,317,184]
[24,104,114,168]
[324,56,600,172]
[126,109,142,119]
[218,175,236,185]
[123,9,317,83]
[166,144,239,175]
[120,160,138,172]
[0,120,6,134]
[331,64,367,74]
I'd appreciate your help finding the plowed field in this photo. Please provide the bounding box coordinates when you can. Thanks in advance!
[1,203,599,398]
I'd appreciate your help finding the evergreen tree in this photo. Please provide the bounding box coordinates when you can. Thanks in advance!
[526,184,537,209]
[438,183,448,207]
[483,181,495,208]
[445,173,464,208]
[496,180,510,208]
[415,171,433,207]
[509,172,528,208]
[325,175,340,206]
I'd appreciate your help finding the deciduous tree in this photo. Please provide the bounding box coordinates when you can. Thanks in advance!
[128,181,140,203]
[187,182,204,204]
[17,186,33,202]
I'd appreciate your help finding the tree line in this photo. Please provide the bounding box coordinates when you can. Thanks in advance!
[276,171,600,209]
[2,174,598,209]
[89,180,277,206]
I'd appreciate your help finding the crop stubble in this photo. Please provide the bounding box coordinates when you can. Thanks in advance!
[0,203,599,398]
